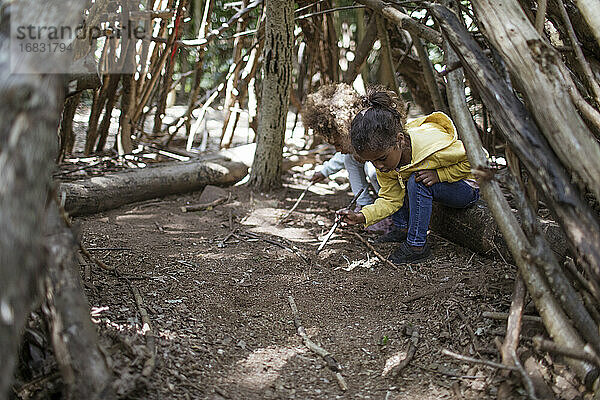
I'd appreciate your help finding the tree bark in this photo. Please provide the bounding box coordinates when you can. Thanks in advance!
[0,0,85,396]
[471,0,600,203]
[434,2,600,283]
[375,15,399,94]
[45,207,115,399]
[59,159,249,216]
[59,92,82,160]
[356,0,443,45]
[436,4,598,388]
[248,0,293,190]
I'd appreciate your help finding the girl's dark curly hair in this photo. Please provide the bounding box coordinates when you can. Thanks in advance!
[350,86,408,154]
[301,83,363,143]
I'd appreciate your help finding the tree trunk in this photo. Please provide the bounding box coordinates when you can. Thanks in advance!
[343,16,377,84]
[45,207,115,399]
[375,15,399,94]
[430,200,568,262]
[0,0,85,395]
[59,92,82,160]
[59,159,249,216]
[248,0,293,191]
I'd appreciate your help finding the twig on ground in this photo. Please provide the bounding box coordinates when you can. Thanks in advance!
[79,244,115,272]
[279,182,313,223]
[288,295,348,391]
[86,247,132,251]
[181,195,229,213]
[316,187,365,254]
[351,232,397,270]
[497,274,539,400]
[242,231,310,264]
[125,277,156,377]
[415,364,485,380]
[441,349,518,371]
[501,274,526,364]
[533,336,600,367]
[457,308,479,350]
[390,326,420,377]
[511,352,539,400]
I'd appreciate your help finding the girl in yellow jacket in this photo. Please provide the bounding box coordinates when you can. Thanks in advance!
[338,87,480,264]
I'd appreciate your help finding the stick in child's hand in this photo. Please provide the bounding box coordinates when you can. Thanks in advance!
[316,186,365,254]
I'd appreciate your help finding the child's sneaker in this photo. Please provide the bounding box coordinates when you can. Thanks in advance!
[388,241,431,264]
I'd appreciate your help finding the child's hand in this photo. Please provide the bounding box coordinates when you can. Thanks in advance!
[415,170,440,186]
[336,209,366,225]
[310,171,326,183]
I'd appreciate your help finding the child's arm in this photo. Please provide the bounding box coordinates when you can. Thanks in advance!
[433,141,473,182]
[436,160,472,182]
[310,152,346,182]
[318,152,345,177]
[359,172,405,226]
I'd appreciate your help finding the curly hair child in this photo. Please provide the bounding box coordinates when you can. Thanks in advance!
[337,86,480,264]
[301,83,393,233]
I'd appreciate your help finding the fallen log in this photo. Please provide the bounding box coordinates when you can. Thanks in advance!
[59,159,248,216]
[430,199,568,263]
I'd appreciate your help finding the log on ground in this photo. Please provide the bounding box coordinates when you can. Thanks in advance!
[59,159,248,216]
[430,200,568,262]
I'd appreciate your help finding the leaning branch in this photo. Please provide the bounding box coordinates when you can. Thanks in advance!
[356,0,443,45]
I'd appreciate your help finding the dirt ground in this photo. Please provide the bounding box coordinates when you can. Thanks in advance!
[72,169,559,400]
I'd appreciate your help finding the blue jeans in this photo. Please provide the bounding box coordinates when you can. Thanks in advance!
[392,173,480,246]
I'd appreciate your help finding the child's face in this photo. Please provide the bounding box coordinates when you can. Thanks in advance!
[358,145,403,173]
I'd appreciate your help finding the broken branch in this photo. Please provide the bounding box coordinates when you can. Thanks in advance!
[288,295,347,391]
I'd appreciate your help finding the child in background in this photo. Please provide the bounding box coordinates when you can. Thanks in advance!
[338,87,480,264]
[302,83,391,232]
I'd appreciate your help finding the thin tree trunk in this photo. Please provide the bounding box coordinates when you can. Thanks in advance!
[221,0,250,148]
[248,0,293,190]
[59,92,82,161]
[375,15,399,94]
[96,77,121,152]
[153,0,187,135]
[0,0,86,395]
[85,77,110,155]
[343,16,377,84]
[413,34,447,113]
[324,1,340,83]
[185,0,214,137]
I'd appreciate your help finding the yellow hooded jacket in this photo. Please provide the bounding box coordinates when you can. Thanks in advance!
[360,112,474,227]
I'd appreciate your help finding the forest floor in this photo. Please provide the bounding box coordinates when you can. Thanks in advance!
[74,171,558,400]
[54,105,584,400]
